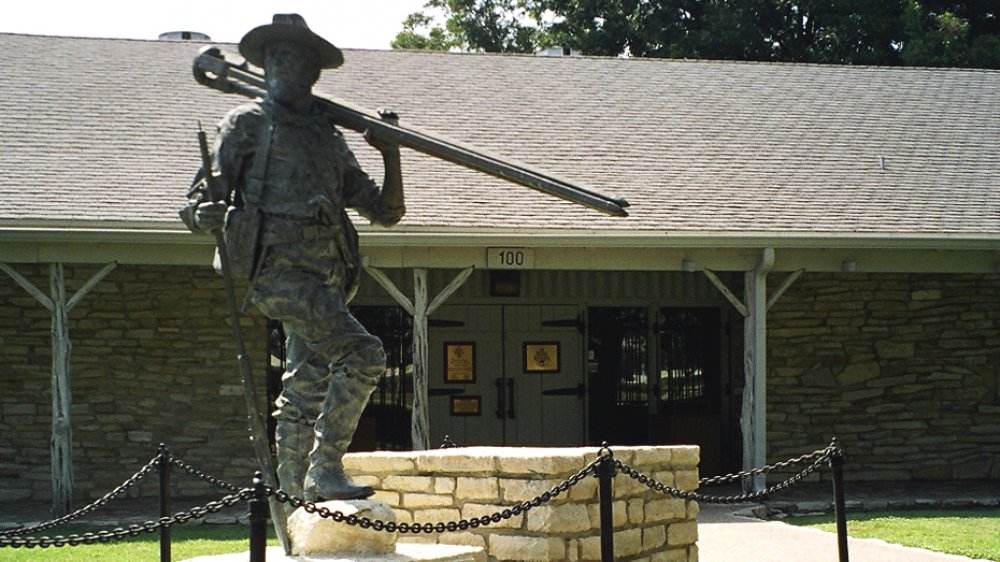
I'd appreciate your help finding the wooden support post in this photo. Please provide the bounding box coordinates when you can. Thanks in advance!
[363,266,474,451]
[1,261,116,516]
[704,253,798,493]
[412,268,431,450]
[50,263,73,517]
[742,249,773,492]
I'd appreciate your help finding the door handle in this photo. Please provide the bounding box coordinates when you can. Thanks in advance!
[507,378,515,419]
[495,378,505,419]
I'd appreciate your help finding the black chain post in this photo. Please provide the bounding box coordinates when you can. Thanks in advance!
[595,443,615,562]
[830,439,850,562]
[157,443,171,562]
[249,472,269,562]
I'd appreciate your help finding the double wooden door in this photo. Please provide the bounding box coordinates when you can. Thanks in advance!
[427,305,585,447]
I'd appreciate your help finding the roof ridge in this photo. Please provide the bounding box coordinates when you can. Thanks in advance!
[3,31,999,74]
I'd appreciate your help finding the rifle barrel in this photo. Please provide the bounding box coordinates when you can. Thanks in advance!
[193,49,629,217]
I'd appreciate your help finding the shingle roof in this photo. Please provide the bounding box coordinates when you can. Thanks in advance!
[1,32,998,239]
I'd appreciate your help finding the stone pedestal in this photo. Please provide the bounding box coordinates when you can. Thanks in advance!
[287,500,397,556]
[346,446,700,561]
[186,445,698,562]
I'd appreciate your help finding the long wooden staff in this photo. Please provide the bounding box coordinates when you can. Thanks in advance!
[196,124,291,554]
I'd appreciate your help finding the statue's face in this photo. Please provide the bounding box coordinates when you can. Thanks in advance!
[264,41,321,102]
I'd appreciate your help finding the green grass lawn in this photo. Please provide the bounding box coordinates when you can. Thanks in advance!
[787,508,1000,561]
[0,524,277,562]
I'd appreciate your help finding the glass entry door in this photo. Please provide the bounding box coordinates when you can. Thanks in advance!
[587,306,726,476]
[655,307,723,475]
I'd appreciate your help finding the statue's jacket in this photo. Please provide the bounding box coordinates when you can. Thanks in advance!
[183,99,403,297]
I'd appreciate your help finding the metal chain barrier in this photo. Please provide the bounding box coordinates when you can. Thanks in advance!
[0,447,254,549]
[0,490,252,548]
[0,452,162,537]
[169,457,243,493]
[0,440,847,551]
[698,447,832,486]
[615,440,843,504]
[265,454,604,534]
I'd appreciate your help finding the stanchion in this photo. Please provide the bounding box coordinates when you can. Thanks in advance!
[158,443,171,562]
[830,441,850,562]
[249,472,269,562]
[596,444,615,562]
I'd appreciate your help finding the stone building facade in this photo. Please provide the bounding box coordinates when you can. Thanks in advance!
[2,264,998,506]
[0,263,267,502]
[768,273,1000,480]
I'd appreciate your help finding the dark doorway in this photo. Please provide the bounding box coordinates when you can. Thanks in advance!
[352,306,413,450]
[587,307,649,445]
[653,307,723,476]
[587,305,727,476]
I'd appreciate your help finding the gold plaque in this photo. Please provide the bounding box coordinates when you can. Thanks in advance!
[450,395,481,416]
[524,342,560,373]
[445,342,475,382]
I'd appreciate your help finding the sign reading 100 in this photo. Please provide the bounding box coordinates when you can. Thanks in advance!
[487,247,535,269]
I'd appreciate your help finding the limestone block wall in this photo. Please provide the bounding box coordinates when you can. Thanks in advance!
[0,264,268,503]
[767,273,1000,481]
[345,446,700,562]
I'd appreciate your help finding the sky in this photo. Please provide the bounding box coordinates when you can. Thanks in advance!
[1,0,430,50]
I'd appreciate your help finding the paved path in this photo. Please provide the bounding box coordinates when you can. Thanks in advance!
[697,504,993,562]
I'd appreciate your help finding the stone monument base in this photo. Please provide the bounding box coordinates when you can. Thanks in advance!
[181,543,486,562]
[287,500,398,556]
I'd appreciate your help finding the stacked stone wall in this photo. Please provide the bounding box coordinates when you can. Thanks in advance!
[0,264,268,503]
[5,265,997,509]
[345,446,699,562]
[767,273,1000,480]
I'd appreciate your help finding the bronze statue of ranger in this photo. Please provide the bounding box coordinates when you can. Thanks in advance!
[181,14,403,503]
[183,12,629,551]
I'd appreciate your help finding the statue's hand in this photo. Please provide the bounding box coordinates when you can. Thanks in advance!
[364,109,401,154]
[194,201,228,232]
[377,108,399,125]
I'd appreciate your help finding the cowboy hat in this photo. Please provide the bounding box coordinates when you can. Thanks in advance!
[239,13,343,69]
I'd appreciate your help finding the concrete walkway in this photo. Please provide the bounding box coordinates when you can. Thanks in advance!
[698,503,994,562]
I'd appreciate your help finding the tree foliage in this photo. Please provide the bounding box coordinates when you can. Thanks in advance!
[391,0,1000,68]
[392,0,547,52]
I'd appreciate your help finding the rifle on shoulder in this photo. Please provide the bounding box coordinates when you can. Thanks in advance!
[192,46,629,217]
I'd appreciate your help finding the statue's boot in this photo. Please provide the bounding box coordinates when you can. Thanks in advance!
[303,371,377,501]
[275,419,312,517]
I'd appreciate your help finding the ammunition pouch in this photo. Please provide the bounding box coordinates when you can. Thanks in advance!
[222,206,262,280]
